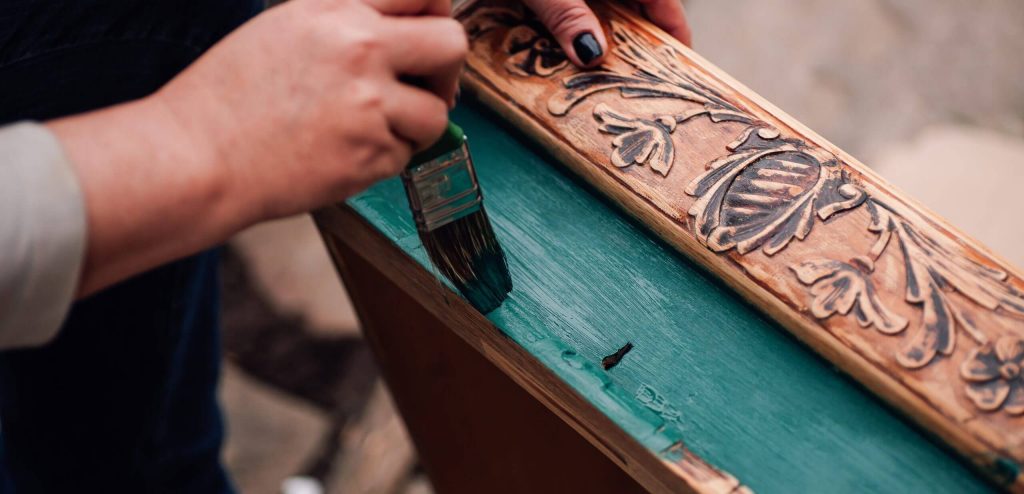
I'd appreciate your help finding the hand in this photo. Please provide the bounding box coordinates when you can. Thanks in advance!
[159,0,467,219]
[48,0,468,295]
[522,0,691,67]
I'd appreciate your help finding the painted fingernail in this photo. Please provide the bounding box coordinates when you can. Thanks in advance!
[572,32,602,65]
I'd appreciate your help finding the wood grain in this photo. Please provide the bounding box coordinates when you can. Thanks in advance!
[324,229,650,494]
[320,101,992,492]
[457,0,1024,488]
[316,206,749,493]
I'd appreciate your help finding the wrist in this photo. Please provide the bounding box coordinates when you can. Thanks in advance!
[46,95,242,294]
[144,91,247,232]
[151,71,275,229]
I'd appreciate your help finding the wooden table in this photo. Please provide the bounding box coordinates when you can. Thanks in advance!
[314,101,994,493]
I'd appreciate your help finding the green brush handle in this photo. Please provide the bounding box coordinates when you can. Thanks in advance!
[408,121,465,167]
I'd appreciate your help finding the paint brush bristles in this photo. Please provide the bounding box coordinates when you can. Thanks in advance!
[418,204,511,312]
[402,122,512,313]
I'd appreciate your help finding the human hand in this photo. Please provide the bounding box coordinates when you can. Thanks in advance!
[155,0,467,221]
[521,0,691,67]
[48,0,467,295]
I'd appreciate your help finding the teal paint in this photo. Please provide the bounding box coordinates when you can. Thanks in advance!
[347,101,993,493]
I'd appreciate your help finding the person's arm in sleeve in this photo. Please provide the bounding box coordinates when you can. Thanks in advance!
[0,123,86,348]
[0,0,463,349]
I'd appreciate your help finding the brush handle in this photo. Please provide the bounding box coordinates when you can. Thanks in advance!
[408,121,466,168]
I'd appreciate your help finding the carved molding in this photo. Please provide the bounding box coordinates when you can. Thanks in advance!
[460,0,1024,485]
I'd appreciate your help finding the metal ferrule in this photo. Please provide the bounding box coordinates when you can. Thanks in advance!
[402,140,483,233]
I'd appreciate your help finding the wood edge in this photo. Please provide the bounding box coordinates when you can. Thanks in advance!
[458,67,1021,491]
[602,1,1024,279]
[312,204,749,494]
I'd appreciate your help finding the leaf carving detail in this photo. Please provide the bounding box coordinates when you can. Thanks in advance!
[867,201,1024,369]
[791,257,908,334]
[465,8,1024,415]
[548,22,740,117]
[465,6,568,78]
[593,104,676,175]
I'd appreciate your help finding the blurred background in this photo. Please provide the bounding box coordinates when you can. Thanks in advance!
[220,1,1024,492]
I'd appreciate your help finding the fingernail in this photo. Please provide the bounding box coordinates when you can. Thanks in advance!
[572,32,602,65]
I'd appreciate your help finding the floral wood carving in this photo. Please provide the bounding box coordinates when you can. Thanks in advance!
[464,6,568,77]
[791,257,909,335]
[961,336,1024,415]
[464,9,1024,416]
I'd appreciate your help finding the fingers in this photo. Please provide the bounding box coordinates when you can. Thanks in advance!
[381,16,467,107]
[634,0,691,46]
[521,0,607,67]
[383,82,450,151]
[360,0,451,16]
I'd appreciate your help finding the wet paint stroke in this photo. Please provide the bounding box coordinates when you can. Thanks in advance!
[347,103,994,493]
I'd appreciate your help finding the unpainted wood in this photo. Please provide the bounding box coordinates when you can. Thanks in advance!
[457,0,1024,488]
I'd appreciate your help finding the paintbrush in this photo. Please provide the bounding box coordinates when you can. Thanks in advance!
[401,122,512,313]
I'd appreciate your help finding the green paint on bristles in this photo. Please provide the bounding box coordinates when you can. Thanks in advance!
[408,122,512,313]
[417,203,512,313]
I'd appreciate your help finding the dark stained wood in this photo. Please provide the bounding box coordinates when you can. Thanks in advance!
[456,0,1024,488]
[322,231,645,494]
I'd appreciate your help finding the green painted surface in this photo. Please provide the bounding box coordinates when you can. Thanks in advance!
[348,101,993,493]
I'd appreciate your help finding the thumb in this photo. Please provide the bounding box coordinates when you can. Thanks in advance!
[522,0,608,67]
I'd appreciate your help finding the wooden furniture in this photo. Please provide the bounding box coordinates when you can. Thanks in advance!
[316,100,996,493]
[315,1,1019,491]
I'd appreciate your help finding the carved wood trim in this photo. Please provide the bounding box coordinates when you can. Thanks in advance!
[457,0,1024,488]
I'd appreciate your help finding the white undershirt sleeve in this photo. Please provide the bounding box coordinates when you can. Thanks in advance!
[0,122,86,349]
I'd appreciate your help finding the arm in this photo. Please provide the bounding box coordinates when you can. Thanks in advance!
[0,124,85,347]
[47,96,240,297]
[49,0,466,298]
[0,0,465,348]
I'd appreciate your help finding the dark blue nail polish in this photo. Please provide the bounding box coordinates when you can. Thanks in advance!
[573,32,602,65]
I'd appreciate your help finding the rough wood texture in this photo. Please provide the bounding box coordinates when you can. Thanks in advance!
[323,228,651,493]
[457,0,1024,487]
[317,100,991,492]
[316,206,749,493]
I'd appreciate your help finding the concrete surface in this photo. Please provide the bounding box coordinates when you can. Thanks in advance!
[687,0,1024,156]
[231,215,360,336]
[222,364,330,494]
[325,384,419,494]
[872,124,1024,269]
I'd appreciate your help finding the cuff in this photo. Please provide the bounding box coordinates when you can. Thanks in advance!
[0,122,87,349]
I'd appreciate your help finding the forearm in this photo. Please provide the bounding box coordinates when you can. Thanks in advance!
[42,0,466,298]
[48,96,247,297]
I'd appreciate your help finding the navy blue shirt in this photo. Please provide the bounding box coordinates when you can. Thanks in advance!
[0,1,262,492]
